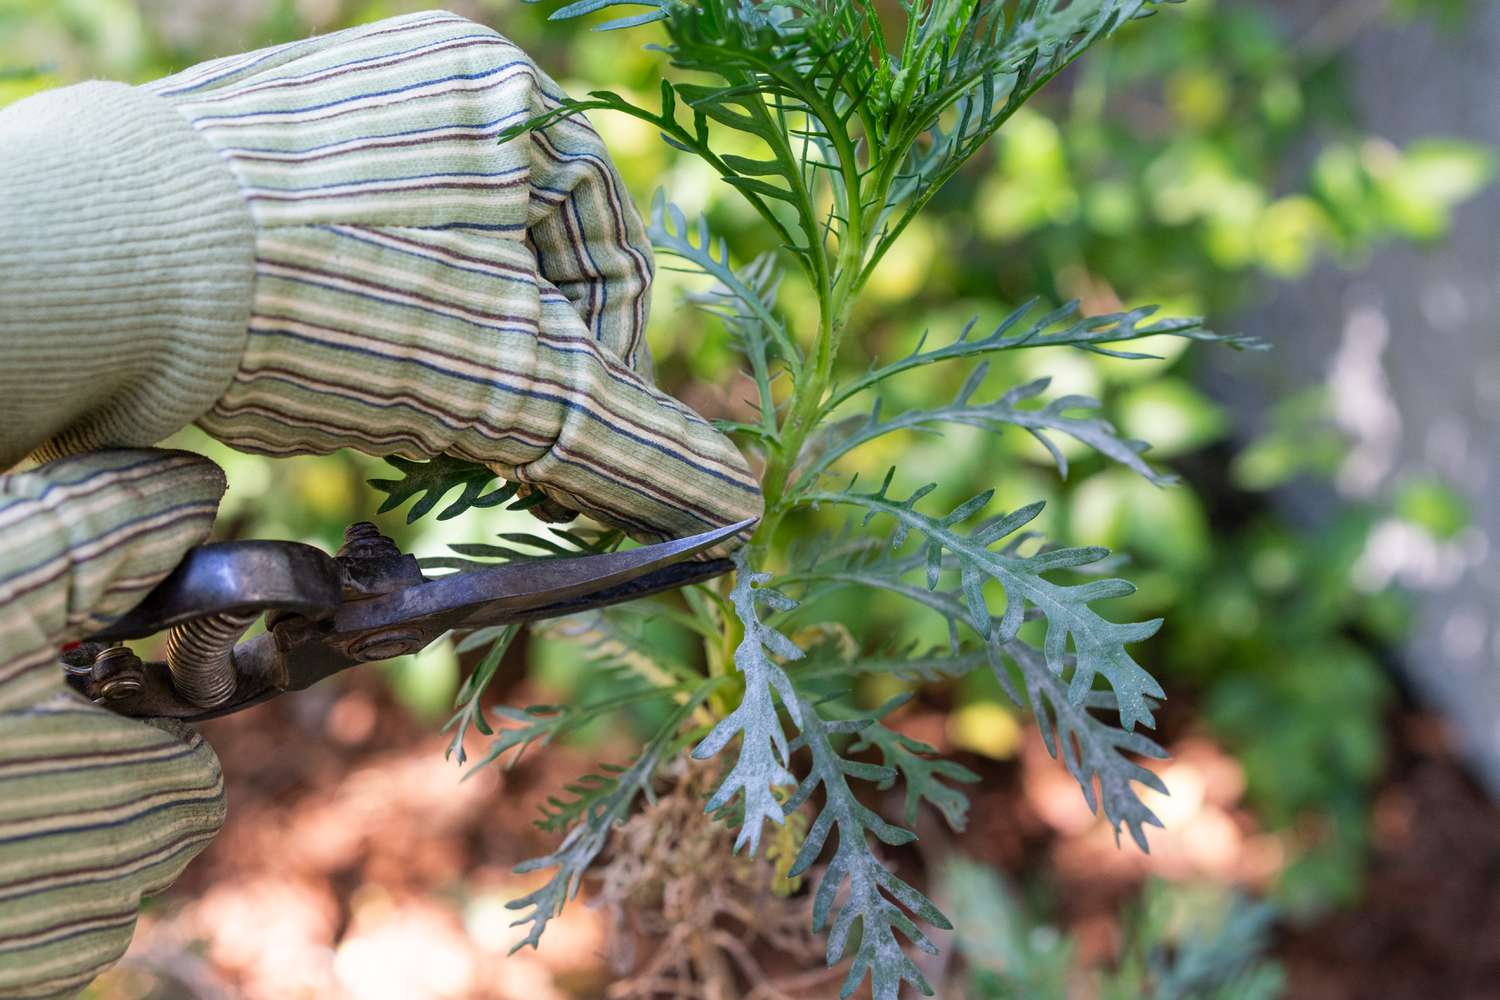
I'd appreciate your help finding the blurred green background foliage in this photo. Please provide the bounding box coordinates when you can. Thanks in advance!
[2,0,1493,993]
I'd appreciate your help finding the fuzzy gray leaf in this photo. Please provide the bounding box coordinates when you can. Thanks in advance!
[1001,641,1167,851]
[691,551,805,855]
[786,698,952,1000]
[807,476,1165,731]
[824,300,1262,417]
[850,704,981,831]
[790,547,1168,851]
[795,366,1175,496]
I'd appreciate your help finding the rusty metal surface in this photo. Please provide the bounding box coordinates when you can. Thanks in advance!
[91,541,343,641]
[61,519,752,723]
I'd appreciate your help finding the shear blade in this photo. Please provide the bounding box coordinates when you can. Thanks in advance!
[456,557,735,628]
[333,518,754,634]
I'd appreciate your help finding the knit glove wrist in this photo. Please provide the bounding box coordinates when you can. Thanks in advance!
[0,83,254,467]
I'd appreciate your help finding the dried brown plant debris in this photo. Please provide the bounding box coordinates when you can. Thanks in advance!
[594,758,845,1000]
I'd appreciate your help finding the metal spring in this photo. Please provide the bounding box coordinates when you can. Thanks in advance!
[165,611,258,708]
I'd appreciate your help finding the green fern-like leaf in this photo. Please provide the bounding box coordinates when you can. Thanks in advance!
[796,363,1177,493]
[822,300,1261,418]
[467,684,686,775]
[444,625,520,765]
[520,0,1208,318]
[532,763,629,835]
[807,474,1165,732]
[786,698,952,1000]
[527,0,669,32]
[691,550,804,854]
[541,607,706,689]
[452,607,697,775]
[506,687,713,950]
[368,454,519,523]
[799,642,991,684]
[421,525,623,573]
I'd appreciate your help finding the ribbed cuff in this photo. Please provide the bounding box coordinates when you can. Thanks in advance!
[0,81,255,468]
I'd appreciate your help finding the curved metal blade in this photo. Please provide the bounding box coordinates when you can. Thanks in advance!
[332,518,755,635]
[456,557,733,628]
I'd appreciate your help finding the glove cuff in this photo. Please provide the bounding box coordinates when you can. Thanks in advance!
[0,81,255,467]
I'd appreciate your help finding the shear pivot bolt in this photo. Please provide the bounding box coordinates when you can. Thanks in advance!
[348,628,424,662]
[338,522,401,559]
[91,647,145,701]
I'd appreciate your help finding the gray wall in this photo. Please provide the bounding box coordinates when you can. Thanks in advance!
[1220,3,1500,790]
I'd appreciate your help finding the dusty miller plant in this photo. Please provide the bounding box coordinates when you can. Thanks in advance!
[372,1,1260,996]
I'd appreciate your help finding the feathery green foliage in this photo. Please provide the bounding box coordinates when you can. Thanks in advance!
[382,0,1271,993]
[790,364,1179,491]
[369,454,518,523]
[504,687,716,950]
[785,697,952,1000]
[690,552,804,853]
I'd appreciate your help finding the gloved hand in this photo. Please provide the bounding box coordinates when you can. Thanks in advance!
[0,10,763,996]
[0,451,228,999]
[0,9,762,544]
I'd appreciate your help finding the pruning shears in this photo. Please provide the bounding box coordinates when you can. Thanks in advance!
[60,518,754,723]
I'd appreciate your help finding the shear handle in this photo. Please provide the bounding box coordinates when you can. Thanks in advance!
[90,540,342,641]
[74,520,754,723]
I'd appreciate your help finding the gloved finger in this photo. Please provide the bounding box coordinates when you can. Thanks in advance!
[193,220,762,548]
[0,450,228,998]
[503,284,764,548]
[519,49,653,376]
[0,77,255,472]
[135,12,762,549]
[0,706,225,1000]
[0,450,225,712]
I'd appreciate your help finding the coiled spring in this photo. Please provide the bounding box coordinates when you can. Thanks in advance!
[165,611,258,708]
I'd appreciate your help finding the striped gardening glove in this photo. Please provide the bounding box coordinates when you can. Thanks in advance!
[0,10,762,996]
[0,452,229,999]
[0,8,762,542]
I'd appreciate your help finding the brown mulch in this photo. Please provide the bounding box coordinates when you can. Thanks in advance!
[941,702,1500,998]
[1277,714,1500,1000]
[92,663,1500,998]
